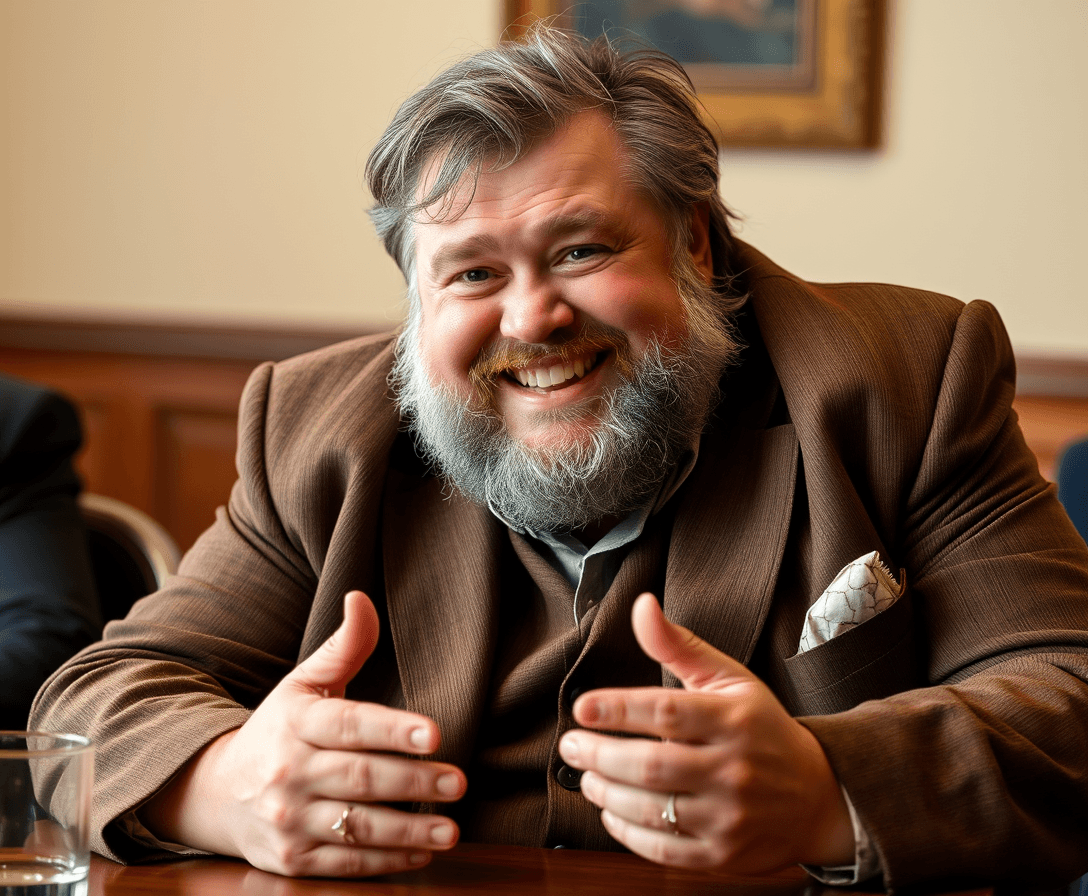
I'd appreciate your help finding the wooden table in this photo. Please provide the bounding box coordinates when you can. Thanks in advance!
[86,844,997,895]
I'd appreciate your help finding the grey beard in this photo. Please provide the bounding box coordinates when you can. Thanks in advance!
[392,327,732,534]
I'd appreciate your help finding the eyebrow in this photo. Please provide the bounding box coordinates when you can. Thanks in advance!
[427,234,503,280]
[425,208,616,280]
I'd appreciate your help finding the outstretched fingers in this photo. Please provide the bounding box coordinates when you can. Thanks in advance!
[299,698,442,754]
[560,728,712,792]
[598,809,724,870]
[246,787,461,878]
[571,685,745,744]
[314,801,458,851]
[305,749,466,804]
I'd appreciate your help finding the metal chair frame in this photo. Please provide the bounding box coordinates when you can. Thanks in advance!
[78,493,180,619]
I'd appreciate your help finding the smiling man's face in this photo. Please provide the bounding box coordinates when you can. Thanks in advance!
[411,110,714,452]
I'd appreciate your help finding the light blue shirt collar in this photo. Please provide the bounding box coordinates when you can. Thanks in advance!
[490,440,700,625]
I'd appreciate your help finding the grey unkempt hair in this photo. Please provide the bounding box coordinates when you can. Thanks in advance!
[365,23,740,293]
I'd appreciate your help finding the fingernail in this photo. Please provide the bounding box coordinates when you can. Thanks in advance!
[436,773,461,797]
[430,823,455,846]
[559,735,579,763]
[580,771,600,801]
[410,852,430,867]
[409,727,431,751]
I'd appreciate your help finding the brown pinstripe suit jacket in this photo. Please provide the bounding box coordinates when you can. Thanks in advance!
[32,241,1088,887]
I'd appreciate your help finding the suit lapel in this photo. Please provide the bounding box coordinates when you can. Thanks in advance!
[662,422,798,679]
[382,464,503,769]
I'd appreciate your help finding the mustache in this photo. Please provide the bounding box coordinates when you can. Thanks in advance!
[468,326,630,392]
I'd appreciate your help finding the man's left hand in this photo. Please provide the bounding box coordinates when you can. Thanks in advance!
[557,592,855,874]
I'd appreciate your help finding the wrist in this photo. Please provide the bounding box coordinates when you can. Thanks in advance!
[808,780,856,867]
[141,729,242,856]
[797,730,855,867]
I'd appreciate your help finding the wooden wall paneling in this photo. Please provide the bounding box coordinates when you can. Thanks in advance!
[68,397,115,499]
[5,315,1087,556]
[0,345,258,551]
[1,316,372,556]
[1014,355,1088,483]
[121,383,159,513]
[1010,394,1088,483]
[0,349,155,508]
[139,356,259,550]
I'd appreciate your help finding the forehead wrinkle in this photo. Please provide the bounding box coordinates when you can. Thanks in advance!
[538,207,611,238]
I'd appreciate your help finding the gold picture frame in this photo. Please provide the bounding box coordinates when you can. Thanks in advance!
[504,0,885,149]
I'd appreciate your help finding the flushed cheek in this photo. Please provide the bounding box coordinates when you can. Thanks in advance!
[606,298,686,356]
[419,305,495,397]
[575,272,687,350]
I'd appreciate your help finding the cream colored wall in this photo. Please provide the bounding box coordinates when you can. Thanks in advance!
[1,0,498,330]
[722,0,1088,357]
[2,1,1086,353]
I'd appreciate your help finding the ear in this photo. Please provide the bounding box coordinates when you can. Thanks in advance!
[688,201,714,284]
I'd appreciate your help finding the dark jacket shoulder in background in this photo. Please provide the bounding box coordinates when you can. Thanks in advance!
[0,373,100,729]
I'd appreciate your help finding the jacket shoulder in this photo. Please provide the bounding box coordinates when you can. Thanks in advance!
[268,330,398,396]
[240,330,400,439]
[734,239,969,348]
[733,240,1006,414]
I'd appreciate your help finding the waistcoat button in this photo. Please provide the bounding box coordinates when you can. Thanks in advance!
[556,764,583,790]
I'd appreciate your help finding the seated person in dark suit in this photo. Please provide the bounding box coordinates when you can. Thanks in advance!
[0,373,100,729]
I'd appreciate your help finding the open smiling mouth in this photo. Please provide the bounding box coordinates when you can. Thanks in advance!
[507,351,601,391]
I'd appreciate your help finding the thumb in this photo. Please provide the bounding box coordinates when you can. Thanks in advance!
[631,592,756,693]
[288,590,380,698]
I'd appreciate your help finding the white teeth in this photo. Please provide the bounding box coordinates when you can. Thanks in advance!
[510,352,599,389]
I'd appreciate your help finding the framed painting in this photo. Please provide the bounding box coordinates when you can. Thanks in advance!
[504,0,885,149]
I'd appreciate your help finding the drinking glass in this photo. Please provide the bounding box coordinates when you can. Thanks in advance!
[0,732,93,896]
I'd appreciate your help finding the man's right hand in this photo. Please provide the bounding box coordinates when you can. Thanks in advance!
[141,590,467,878]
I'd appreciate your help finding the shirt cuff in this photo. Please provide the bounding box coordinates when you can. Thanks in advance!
[800,785,881,885]
[120,809,213,858]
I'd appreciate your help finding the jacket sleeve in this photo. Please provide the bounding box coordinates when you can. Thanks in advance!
[29,362,317,863]
[0,381,101,729]
[799,300,1088,889]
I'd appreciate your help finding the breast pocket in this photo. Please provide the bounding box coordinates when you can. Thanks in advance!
[782,587,922,716]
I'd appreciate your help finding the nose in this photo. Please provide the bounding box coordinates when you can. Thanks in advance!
[498,274,575,344]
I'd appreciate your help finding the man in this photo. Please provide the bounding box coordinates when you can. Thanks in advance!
[1,372,100,730]
[31,26,1088,889]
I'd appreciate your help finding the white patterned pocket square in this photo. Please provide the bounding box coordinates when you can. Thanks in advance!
[797,551,903,654]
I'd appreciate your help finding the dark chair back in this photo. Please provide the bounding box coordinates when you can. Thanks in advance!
[79,493,180,623]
